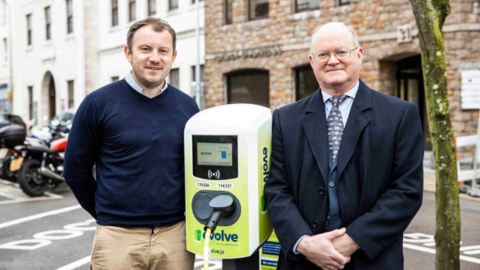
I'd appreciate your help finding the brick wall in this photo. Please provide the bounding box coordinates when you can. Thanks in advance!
[204,0,480,157]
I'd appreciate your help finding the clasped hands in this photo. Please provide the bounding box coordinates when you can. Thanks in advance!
[297,228,360,270]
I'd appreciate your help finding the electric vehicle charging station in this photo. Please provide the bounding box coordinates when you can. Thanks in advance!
[184,104,273,268]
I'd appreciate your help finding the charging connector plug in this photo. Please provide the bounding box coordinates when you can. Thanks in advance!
[204,194,234,233]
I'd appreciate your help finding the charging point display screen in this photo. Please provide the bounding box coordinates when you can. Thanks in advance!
[193,135,238,180]
[197,143,233,166]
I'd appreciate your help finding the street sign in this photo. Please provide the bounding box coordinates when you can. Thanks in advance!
[461,70,480,109]
[397,25,413,43]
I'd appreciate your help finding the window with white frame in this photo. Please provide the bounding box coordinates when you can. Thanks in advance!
[66,0,73,34]
[129,0,136,22]
[45,6,51,40]
[1,0,6,24]
[148,0,156,16]
[3,38,6,61]
[111,0,119,26]
[169,0,178,11]
[28,86,33,120]
[169,68,179,88]
[27,14,32,45]
[68,81,74,108]
[191,65,204,82]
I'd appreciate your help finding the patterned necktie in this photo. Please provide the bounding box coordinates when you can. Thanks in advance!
[327,95,347,163]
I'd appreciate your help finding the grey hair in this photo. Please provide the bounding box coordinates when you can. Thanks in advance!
[309,22,360,53]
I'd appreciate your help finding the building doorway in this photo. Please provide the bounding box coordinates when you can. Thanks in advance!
[49,76,56,119]
[227,70,269,108]
[41,72,56,126]
[396,55,432,150]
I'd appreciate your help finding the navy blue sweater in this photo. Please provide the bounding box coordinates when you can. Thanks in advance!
[64,79,199,228]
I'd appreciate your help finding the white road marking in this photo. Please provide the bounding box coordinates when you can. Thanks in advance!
[33,230,84,240]
[0,239,52,250]
[56,256,91,270]
[403,243,436,254]
[460,245,480,251]
[64,219,96,231]
[403,243,480,264]
[0,205,81,229]
[0,179,63,205]
[465,250,480,255]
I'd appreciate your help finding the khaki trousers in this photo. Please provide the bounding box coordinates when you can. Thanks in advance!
[90,220,195,270]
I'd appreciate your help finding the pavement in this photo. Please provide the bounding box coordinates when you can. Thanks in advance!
[423,168,480,202]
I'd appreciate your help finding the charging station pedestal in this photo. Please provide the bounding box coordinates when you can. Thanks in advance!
[184,104,273,268]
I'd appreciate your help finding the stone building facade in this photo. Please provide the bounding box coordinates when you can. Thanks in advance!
[0,0,95,126]
[0,0,206,126]
[204,0,480,160]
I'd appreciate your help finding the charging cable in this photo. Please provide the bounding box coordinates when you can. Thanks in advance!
[204,228,212,270]
[203,195,235,270]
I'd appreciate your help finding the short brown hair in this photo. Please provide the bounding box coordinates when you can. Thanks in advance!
[126,17,176,54]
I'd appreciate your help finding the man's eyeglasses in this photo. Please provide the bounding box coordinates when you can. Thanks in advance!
[311,47,359,63]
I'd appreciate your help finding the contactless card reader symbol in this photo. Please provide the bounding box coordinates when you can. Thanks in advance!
[208,170,220,179]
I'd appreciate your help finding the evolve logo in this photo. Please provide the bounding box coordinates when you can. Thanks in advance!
[263,147,269,182]
[261,147,269,215]
[195,229,239,242]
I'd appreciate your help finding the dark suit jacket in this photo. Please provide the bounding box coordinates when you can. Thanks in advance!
[264,80,424,270]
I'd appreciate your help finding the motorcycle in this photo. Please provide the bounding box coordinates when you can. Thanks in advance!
[0,125,27,182]
[12,137,67,197]
[0,147,19,182]
[0,128,49,182]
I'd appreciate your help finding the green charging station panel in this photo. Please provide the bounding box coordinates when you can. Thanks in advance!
[185,104,273,259]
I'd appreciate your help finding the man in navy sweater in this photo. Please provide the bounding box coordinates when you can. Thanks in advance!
[64,17,199,270]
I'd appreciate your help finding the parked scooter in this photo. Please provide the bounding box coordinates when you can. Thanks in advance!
[12,137,67,197]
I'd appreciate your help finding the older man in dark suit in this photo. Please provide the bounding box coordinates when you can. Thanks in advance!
[264,22,424,270]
